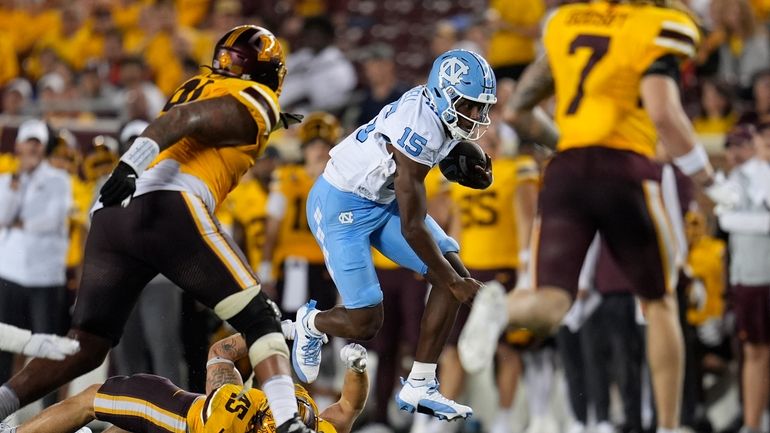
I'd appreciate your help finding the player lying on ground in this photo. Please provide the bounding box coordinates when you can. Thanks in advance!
[0,322,79,360]
[1,333,368,433]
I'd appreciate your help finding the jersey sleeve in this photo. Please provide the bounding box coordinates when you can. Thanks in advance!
[229,81,281,137]
[378,96,448,167]
[635,9,700,73]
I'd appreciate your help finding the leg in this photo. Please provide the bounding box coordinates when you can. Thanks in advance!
[17,384,99,433]
[314,305,384,340]
[4,208,156,410]
[111,300,149,376]
[140,280,183,384]
[556,326,588,425]
[581,297,612,423]
[640,294,683,430]
[742,343,770,430]
[159,192,295,426]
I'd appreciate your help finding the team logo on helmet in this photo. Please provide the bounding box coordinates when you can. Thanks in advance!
[439,57,469,86]
[218,51,232,69]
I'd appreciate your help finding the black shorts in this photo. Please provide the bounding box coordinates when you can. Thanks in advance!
[534,148,675,300]
[72,191,260,344]
[94,374,202,433]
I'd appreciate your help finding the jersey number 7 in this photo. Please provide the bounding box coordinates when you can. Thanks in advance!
[566,34,610,115]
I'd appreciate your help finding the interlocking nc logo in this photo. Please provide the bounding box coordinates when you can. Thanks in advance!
[338,212,354,224]
[439,57,469,86]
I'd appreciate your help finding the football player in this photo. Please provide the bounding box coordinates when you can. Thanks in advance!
[0,25,312,433]
[260,112,342,317]
[459,2,736,432]
[291,49,495,421]
[2,335,369,433]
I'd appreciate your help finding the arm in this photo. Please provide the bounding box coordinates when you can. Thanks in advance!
[0,174,22,227]
[260,189,287,286]
[641,72,713,186]
[205,334,249,394]
[513,179,537,279]
[143,95,259,152]
[718,210,770,234]
[390,146,463,292]
[319,344,370,433]
[504,55,558,149]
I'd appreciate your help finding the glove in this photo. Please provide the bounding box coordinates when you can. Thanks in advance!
[272,112,304,132]
[339,343,367,373]
[99,161,137,207]
[705,171,741,211]
[276,415,317,433]
[697,318,724,347]
[688,279,707,311]
[22,334,80,360]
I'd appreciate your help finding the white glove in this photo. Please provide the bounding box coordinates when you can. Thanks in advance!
[281,319,329,343]
[339,343,367,373]
[697,318,724,347]
[705,172,741,210]
[688,279,707,311]
[22,334,80,360]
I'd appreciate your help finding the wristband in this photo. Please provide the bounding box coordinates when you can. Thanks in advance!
[206,357,235,368]
[518,249,530,266]
[120,137,160,175]
[673,144,710,176]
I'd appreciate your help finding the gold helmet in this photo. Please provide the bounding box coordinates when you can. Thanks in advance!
[299,112,342,146]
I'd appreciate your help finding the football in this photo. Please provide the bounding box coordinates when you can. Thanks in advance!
[439,140,491,189]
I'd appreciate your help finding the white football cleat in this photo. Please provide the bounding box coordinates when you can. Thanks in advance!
[458,281,508,374]
[395,379,472,421]
[291,300,325,383]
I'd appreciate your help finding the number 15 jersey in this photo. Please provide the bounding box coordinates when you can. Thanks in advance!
[323,86,458,204]
[545,2,699,157]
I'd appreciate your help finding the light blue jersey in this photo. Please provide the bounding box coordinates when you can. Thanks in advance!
[308,86,459,308]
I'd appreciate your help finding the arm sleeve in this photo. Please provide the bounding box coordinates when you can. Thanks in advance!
[21,174,71,234]
[636,10,700,74]
[230,83,281,137]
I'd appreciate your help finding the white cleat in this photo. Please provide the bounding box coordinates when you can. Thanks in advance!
[291,300,326,383]
[395,379,473,421]
[458,281,508,374]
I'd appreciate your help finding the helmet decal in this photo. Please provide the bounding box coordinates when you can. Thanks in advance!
[439,57,470,86]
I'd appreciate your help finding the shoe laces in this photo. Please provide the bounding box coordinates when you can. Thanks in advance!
[301,333,323,366]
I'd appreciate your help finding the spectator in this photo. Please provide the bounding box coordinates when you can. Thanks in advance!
[486,0,546,81]
[739,68,770,125]
[117,56,166,120]
[0,119,71,408]
[692,79,738,134]
[280,15,357,114]
[717,124,770,433]
[430,20,458,59]
[1,79,32,116]
[713,0,770,94]
[78,62,120,117]
[355,44,411,127]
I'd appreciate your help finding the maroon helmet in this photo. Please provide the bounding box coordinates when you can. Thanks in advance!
[211,25,287,95]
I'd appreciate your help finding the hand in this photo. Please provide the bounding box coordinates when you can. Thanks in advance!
[688,279,707,311]
[697,318,724,347]
[462,152,493,190]
[448,277,483,303]
[272,112,304,131]
[99,161,137,207]
[22,334,80,360]
[704,171,741,210]
[339,343,367,373]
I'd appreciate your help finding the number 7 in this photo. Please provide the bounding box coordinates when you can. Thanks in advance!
[566,34,610,115]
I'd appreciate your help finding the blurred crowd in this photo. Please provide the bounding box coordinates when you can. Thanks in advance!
[2,1,770,433]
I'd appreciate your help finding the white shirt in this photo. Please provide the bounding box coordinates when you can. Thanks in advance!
[323,86,457,204]
[0,161,71,287]
[280,46,357,113]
